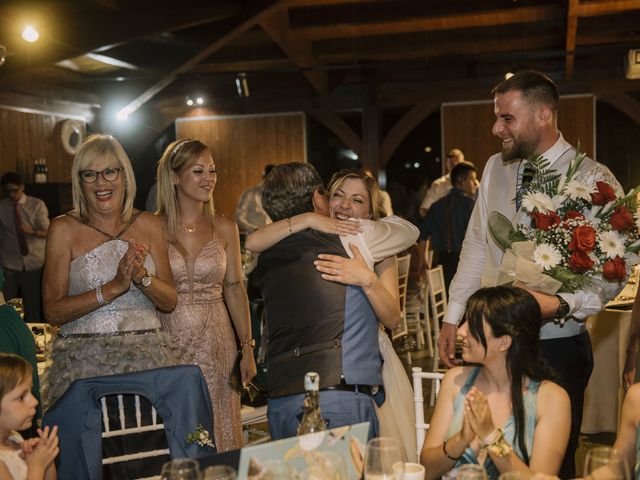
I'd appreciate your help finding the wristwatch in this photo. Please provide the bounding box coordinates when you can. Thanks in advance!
[554,295,570,319]
[136,269,153,288]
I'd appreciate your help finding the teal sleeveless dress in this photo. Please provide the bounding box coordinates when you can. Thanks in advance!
[445,367,540,480]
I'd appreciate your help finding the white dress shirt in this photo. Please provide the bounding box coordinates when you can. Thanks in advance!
[444,134,625,340]
[0,194,49,271]
[420,173,451,212]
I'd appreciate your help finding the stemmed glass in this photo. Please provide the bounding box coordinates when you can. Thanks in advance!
[456,464,488,480]
[364,437,404,479]
[203,465,237,480]
[160,458,201,480]
[583,446,630,480]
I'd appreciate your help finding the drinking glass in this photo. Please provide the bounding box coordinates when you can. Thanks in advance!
[456,463,488,480]
[203,465,237,480]
[160,458,201,480]
[364,437,404,479]
[583,446,630,480]
[261,459,296,479]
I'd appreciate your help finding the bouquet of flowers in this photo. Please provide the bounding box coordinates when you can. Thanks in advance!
[488,150,640,294]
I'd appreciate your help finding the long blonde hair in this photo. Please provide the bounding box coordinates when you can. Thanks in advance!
[156,139,215,240]
[71,134,136,222]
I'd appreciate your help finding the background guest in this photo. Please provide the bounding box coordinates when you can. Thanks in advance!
[0,266,42,434]
[419,148,466,217]
[156,139,256,452]
[235,164,275,234]
[419,161,478,290]
[41,134,177,409]
[0,172,49,323]
[422,286,570,480]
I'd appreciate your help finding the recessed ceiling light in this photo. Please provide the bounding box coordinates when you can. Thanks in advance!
[22,26,39,43]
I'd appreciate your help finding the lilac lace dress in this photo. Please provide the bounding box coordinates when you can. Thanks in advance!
[42,239,177,410]
[157,238,242,452]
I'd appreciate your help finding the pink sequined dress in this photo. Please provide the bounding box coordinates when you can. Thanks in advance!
[157,237,242,452]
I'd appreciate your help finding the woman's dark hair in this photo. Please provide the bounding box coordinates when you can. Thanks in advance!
[462,285,556,464]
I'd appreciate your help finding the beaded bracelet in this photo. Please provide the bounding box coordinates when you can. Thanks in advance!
[96,284,108,306]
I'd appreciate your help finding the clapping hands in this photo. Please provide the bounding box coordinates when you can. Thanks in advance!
[115,241,148,290]
[22,426,59,477]
[464,386,496,442]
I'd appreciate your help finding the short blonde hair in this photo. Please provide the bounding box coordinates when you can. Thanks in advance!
[0,354,31,412]
[71,134,136,222]
[327,169,383,220]
[156,139,215,240]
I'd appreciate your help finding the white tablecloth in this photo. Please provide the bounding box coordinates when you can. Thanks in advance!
[581,308,632,434]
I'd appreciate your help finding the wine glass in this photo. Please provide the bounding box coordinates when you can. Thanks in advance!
[497,472,533,480]
[456,463,488,480]
[203,465,237,480]
[583,446,630,480]
[160,458,201,480]
[364,437,404,479]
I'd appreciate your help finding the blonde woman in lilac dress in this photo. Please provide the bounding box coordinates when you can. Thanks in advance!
[156,139,256,451]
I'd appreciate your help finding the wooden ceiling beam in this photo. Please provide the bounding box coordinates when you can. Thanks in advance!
[292,6,562,40]
[116,0,285,117]
[565,0,579,80]
[576,0,640,17]
[259,10,329,94]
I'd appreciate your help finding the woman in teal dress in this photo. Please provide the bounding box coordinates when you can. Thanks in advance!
[421,286,570,479]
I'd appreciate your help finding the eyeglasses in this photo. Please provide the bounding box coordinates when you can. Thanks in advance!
[79,167,124,183]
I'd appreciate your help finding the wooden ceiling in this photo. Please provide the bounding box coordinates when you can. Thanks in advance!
[1,0,640,122]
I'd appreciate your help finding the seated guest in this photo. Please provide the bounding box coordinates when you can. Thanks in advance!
[611,382,640,478]
[421,286,570,479]
[41,134,177,409]
[0,266,42,433]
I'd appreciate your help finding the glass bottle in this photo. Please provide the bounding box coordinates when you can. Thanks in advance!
[297,372,326,435]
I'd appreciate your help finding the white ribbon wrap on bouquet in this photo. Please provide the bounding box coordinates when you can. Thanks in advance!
[481,241,563,294]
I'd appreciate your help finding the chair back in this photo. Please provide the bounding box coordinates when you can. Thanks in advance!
[412,367,444,460]
[43,365,215,480]
[391,253,411,341]
[427,265,447,368]
[423,238,434,269]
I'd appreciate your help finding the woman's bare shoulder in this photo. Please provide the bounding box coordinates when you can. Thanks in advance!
[49,212,80,232]
[536,380,570,411]
[214,214,239,235]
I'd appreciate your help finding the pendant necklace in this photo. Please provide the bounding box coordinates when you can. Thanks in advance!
[182,224,198,233]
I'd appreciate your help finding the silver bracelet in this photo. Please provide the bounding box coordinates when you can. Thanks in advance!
[96,284,107,306]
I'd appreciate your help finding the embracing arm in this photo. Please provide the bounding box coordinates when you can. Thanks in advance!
[219,217,257,385]
[624,291,640,387]
[244,212,359,252]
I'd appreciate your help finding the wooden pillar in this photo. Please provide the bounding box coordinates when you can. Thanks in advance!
[361,97,381,177]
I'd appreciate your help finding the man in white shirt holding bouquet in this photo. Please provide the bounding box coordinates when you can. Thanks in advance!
[438,70,626,478]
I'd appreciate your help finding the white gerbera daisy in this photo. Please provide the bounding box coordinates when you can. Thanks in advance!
[598,230,626,258]
[533,243,562,270]
[635,211,640,230]
[564,180,596,202]
[521,192,555,213]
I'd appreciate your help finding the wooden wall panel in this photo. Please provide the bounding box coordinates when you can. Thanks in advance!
[441,95,595,178]
[0,107,85,183]
[176,113,306,219]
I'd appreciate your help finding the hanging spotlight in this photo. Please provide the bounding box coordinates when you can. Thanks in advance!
[235,73,250,97]
[186,98,194,106]
[22,26,39,43]
[196,97,204,105]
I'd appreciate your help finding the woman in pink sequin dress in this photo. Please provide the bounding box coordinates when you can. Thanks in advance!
[155,139,256,452]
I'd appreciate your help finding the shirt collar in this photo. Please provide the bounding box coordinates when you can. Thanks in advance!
[539,132,572,165]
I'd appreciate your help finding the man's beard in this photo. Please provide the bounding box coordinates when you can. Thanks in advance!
[502,134,539,161]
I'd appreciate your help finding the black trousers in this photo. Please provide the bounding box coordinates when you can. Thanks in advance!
[539,331,593,479]
[2,267,43,323]
[433,250,460,291]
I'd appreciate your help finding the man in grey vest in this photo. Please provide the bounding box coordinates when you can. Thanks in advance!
[251,163,418,440]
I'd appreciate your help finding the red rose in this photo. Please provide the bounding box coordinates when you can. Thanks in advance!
[591,181,617,206]
[603,256,626,282]
[610,206,635,231]
[568,225,597,252]
[532,211,561,230]
[568,250,595,273]
[563,210,585,222]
